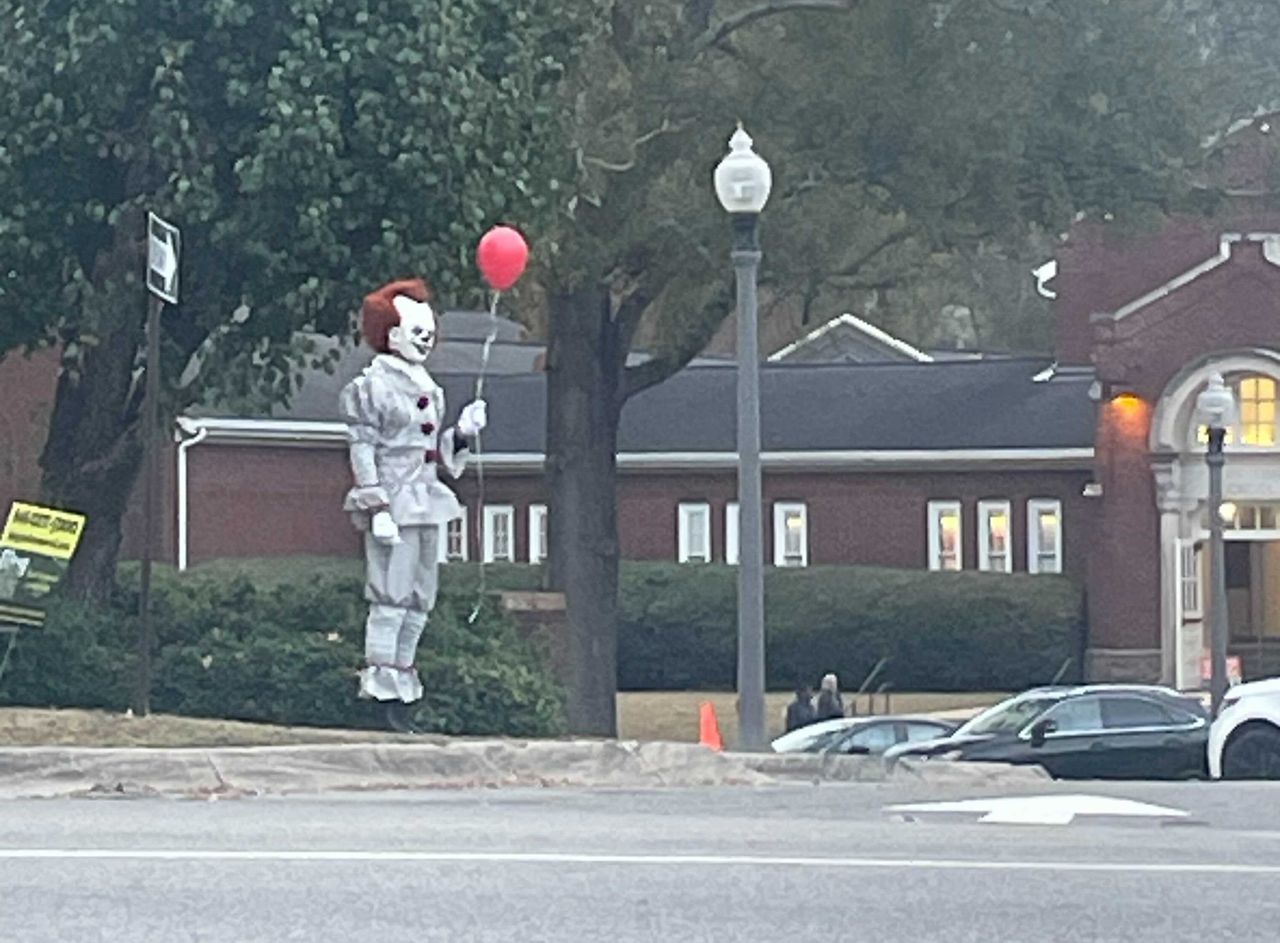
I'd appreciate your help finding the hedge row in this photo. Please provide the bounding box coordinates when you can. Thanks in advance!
[193,558,1086,692]
[0,558,1084,732]
[0,561,563,737]
[616,563,1085,693]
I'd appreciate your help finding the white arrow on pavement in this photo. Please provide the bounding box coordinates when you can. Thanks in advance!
[887,794,1189,825]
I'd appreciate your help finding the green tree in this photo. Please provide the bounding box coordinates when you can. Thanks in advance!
[0,0,591,599]
[540,0,1236,734]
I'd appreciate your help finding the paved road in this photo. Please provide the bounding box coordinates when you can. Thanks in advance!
[2,780,1279,942]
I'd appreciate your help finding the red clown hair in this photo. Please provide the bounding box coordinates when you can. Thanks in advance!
[360,278,433,353]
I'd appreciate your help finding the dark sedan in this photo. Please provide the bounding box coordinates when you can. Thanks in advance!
[883,685,1210,780]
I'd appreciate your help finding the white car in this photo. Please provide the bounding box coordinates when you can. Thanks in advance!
[1208,677,1280,779]
[770,715,955,755]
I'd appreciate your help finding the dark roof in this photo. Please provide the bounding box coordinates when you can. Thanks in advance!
[271,326,543,421]
[260,357,1095,453]
[437,309,529,343]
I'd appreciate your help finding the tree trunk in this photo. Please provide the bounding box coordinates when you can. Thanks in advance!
[40,309,145,603]
[545,286,625,736]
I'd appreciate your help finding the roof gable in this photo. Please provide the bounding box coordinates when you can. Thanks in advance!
[768,314,933,364]
[1110,232,1280,321]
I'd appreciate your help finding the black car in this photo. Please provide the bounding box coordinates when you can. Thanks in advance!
[884,685,1210,780]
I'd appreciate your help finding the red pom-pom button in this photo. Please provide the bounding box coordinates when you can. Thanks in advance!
[423,449,439,463]
[420,422,435,435]
[417,396,430,410]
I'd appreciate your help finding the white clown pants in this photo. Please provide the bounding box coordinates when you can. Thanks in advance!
[359,606,429,703]
[358,525,440,703]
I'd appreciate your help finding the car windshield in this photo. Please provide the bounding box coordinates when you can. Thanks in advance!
[771,719,857,752]
[955,696,1060,736]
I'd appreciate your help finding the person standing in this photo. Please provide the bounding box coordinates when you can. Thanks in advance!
[814,673,845,721]
[785,684,817,732]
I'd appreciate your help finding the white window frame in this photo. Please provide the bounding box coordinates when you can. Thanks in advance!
[978,499,1013,574]
[725,502,740,566]
[1027,498,1063,575]
[773,502,809,568]
[439,511,469,563]
[927,500,963,571]
[677,502,712,563]
[1179,539,1202,620]
[482,505,515,563]
[528,504,548,565]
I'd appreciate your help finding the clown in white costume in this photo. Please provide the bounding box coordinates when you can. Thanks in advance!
[339,279,487,732]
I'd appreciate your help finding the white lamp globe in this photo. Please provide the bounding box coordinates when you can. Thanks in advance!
[1196,373,1238,429]
[714,125,772,214]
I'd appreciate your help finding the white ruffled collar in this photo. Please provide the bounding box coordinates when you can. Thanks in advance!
[369,353,439,395]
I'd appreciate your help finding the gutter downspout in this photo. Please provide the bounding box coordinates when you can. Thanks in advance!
[175,418,208,572]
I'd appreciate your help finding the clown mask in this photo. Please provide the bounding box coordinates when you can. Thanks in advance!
[387,295,438,364]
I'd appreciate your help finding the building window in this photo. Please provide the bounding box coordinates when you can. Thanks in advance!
[439,512,469,563]
[927,500,962,571]
[1179,540,1202,620]
[1214,502,1280,533]
[677,502,712,563]
[773,502,808,567]
[1239,375,1277,446]
[1027,499,1062,575]
[1197,374,1277,447]
[725,502,739,566]
[978,500,1012,573]
[529,504,548,564]
[482,505,515,563]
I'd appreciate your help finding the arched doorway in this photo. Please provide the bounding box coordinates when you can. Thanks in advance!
[1150,351,1280,688]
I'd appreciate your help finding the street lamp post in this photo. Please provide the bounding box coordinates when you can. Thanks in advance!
[714,125,772,751]
[1196,373,1237,717]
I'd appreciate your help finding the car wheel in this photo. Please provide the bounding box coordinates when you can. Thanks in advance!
[1222,724,1280,780]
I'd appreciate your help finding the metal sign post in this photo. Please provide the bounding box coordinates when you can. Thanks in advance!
[136,212,180,716]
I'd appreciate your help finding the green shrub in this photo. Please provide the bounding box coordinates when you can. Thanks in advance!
[617,563,1084,692]
[0,597,136,712]
[0,563,564,737]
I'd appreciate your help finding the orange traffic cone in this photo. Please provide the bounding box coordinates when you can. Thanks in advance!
[698,701,724,752]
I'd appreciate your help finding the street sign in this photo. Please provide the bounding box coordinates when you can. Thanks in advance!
[0,502,86,628]
[147,212,180,304]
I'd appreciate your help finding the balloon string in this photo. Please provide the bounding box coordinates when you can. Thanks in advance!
[467,290,502,625]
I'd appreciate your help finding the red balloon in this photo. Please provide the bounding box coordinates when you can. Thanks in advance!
[476,225,529,291]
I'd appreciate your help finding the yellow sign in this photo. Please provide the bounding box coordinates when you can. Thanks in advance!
[1,502,86,561]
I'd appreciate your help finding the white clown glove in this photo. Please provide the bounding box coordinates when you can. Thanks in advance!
[370,510,402,546]
[457,399,488,438]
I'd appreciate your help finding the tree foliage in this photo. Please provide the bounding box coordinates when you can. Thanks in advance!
[0,0,589,408]
[544,0,1248,365]
[0,0,597,596]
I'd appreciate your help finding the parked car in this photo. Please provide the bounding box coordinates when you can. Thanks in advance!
[883,685,1210,780]
[771,715,955,755]
[1209,677,1280,779]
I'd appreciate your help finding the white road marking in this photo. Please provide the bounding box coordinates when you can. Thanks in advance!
[887,794,1189,825]
[0,849,1274,875]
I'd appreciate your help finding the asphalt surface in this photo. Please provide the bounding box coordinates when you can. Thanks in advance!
[2,780,1279,942]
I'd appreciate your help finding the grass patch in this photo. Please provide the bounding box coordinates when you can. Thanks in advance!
[0,707,418,748]
[2,692,1005,748]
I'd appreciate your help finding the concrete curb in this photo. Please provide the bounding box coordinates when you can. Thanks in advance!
[0,740,772,799]
[0,741,1049,799]
[741,753,1052,786]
